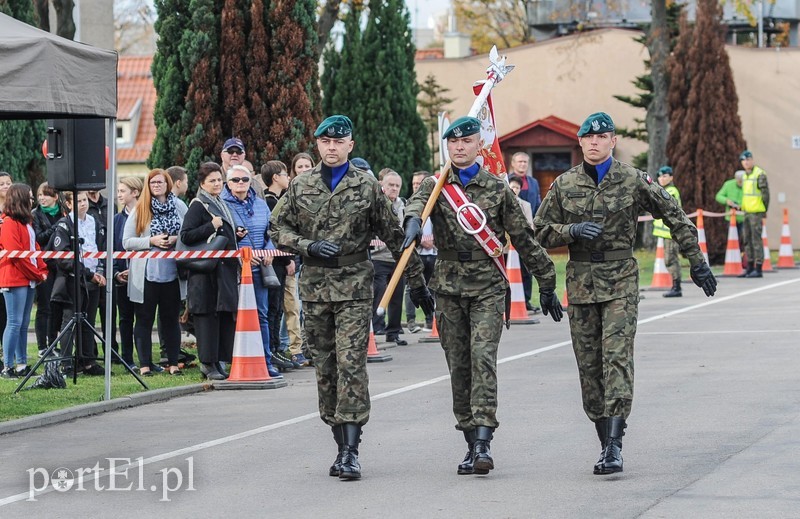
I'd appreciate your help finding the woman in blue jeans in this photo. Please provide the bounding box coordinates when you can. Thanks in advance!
[0,184,49,378]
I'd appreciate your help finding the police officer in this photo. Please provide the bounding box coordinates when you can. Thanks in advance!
[739,150,770,278]
[269,115,434,480]
[652,166,683,297]
[403,116,563,476]
[534,112,717,475]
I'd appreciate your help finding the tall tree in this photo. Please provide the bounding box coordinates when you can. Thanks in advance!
[357,0,429,188]
[52,0,75,39]
[321,4,366,134]
[667,0,746,263]
[263,0,321,164]
[453,0,530,54]
[417,74,454,172]
[0,0,46,186]
[219,0,251,147]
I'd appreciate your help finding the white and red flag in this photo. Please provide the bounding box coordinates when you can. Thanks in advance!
[472,81,507,177]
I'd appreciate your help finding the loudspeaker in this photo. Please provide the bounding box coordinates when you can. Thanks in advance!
[46,119,107,190]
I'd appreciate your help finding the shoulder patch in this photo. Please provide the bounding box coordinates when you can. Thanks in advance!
[641,172,653,185]
[660,188,671,200]
[58,222,69,231]
[53,235,62,248]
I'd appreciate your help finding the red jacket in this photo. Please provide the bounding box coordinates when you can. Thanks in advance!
[0,215,48,288]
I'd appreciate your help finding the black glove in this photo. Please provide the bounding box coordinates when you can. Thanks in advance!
[409,284,435,315]
[402,217,423,249]
[569,222,603,241]
[539,289,563,322]
[307,240,340,258]
[690,262,717,297]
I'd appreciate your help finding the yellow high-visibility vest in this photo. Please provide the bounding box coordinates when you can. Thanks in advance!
[742,166,766,213]
[652,184,681,239]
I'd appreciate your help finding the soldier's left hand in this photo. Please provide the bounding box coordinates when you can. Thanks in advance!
[409,284,435,315]
[690,262,717,297]
[402,217,423,249]
[539,289,563,322]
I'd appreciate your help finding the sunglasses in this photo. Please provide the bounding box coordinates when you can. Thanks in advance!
[228,177,250,183]
[225,148,244,155]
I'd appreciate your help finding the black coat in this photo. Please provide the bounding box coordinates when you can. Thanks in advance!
[48,215,106,305]
[180,196,239,314]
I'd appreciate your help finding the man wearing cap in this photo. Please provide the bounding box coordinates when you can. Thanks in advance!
[403,116,563,476]
[739,150,770,278]
[220,138,247,174]
[534,112,717,476]
[270,115,434,480]
[715,170,745,256]
[652,166,683,297]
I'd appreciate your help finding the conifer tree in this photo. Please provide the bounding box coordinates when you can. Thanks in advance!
[263,0,321,163]
[667,0,746,263]
[321,4,366,131]
[0,0,46,185]
[417,74,454,172]
[219,0,251,148]
[358,0,429,188]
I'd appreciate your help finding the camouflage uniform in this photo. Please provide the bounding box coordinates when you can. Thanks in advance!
[270,161,425,427]
[405,167,556,430]
[534,159,705,421]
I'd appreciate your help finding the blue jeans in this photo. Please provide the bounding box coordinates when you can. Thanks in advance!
[251,269,273,366]
[3,286,35,368]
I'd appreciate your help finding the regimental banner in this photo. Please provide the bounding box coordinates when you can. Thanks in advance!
[472,81,507,177]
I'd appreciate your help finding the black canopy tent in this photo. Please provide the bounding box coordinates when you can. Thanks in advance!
[0,12,119,398]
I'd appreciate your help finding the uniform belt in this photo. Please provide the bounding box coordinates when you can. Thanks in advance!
[438,250,491,262]
[303,251,369,268]
[569,249,634,262]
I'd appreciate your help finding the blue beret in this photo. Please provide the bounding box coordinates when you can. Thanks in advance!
[577,112,615,137]
[739,150,753,160]
[442,116,481,139]
[314,115,353,138]
[351,157,371,171]
[657,166,673,176]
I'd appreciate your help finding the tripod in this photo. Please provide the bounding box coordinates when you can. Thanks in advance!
[15,189,147,393]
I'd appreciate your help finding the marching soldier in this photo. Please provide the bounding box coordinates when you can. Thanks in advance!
[270,115,434,480]
[652,166,683,297]
[534,112,717,476]
[739,150,770,278]
[403,116,563,476]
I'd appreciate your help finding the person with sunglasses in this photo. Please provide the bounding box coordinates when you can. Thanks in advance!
[220,137,247,174]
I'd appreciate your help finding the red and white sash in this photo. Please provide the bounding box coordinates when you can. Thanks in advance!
[437,173,508,281]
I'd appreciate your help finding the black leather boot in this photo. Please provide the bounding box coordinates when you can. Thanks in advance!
[738,261,754,278]
[593,418,607,475]
[329,425,345,477]
[338,423,362,480]
[746,263,763,278]
[472,426,494,474]
[597,417,626,475]
[662,279,682,298]
[457,429,477,475]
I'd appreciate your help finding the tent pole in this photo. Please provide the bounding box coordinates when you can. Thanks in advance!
[104,118,117,401]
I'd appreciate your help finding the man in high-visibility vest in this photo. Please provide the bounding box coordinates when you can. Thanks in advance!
[652,166,683,297]
[739,150,770,278]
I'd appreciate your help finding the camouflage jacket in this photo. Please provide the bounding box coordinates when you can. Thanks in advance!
[405,167,556,297]
[269,162,424,303]
[533,159,704,304]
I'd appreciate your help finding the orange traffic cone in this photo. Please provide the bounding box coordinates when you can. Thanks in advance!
[367,322,392,363]
[696,209,710,265]
[777,207,798,268]
[218,247,287,389]
[721,210,744,277]
[649,237,672,289]
[507,245,539,325]
[419,316,440,344]
[761,218,775,272]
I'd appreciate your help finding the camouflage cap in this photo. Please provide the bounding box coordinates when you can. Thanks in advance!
[577,112,615,137]
[314,115,353,138]
[657,166,673,177]
[739,150,753,160]
[443,116,481,139]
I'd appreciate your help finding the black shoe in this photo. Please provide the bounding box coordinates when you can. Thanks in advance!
[215,362,229,378]
[596,417,625,475]
[593,418,608,475]
[458,430,477,475]
[373,327,386,336]
[738,261,754,278]
[472,426,494,474]
[338,423,362,480]
[746,264,763,278]
[200,363,225,381]
[386,334,408,346]
[329,425,345,477]
[1,368,18,379]
[83,364,105,376]
[271,352,295,371]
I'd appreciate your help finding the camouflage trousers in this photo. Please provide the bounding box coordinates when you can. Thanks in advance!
[567,296,638,421]
[436,289,505,431]
[742,212,765,264]
[663,238,681,282]
[304,299,371,427]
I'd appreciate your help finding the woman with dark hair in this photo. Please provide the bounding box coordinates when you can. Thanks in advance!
[180,162,239,380]
[114,176,144,368]
[32,182,64,357]
[0,184,48,378]
[0,171,12,365]
[123,169,186,376]
[49,191,106,376]
[290,152,314,180]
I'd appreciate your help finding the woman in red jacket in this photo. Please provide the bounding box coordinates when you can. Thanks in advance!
[0,184,48,378]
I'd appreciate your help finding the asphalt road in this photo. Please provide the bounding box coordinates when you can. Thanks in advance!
[1,271,799,518]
